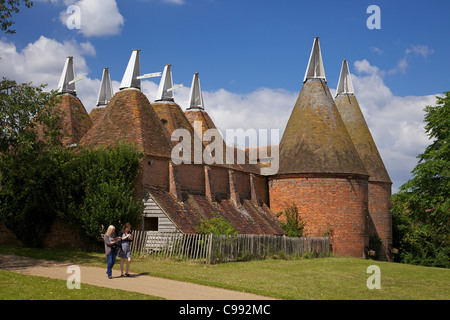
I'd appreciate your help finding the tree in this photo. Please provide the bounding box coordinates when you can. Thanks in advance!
[277,203,306,237]
[0,0,33,34]
[391,91,450,268]
[0,79,62,153]
[0,79,63,247]
[66,143,145,242]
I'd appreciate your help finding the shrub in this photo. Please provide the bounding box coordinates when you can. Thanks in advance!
[276,203,306,237]
[195,211,238,235]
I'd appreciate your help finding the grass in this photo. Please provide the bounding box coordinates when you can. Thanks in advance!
[0,269,162,300]
[1,246,449,300]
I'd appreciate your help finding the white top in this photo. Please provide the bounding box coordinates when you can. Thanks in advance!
[336,59,354,96]
[187,73,205,110]
[155,64,174,101]
[303,37,326,82]
[96,68,114,106]
[119,49,141,90]
[57,56,76,95]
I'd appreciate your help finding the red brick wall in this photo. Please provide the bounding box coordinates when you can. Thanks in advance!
[209,166,229,196]
[42,219,98,251]
[0,220,98,251]
[269,175,369,257]
[368,181,392,260]
[178,163,205,193]
[234,170,251,199]
[142,156,169,188]
[0,223,21,246]
[255,175,270,206]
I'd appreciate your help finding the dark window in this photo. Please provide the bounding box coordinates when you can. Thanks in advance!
[144,217,158,231]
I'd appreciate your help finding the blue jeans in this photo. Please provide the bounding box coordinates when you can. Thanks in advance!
[106,250,117,277]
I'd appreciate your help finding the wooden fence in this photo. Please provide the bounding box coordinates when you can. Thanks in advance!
[130,231,330,264]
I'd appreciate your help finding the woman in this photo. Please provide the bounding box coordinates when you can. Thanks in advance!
[104,225,119,279]
[118,223,133,277]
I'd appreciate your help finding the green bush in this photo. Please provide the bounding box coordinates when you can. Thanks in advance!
[195,211,238,235]
[0,142,144,247]
[276,203,306,237]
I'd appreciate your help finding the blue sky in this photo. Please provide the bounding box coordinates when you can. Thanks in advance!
[7,0,450,94]
[1,0,449,191]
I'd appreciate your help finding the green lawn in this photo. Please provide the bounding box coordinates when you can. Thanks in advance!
[0,269,162,300]
[1,246,449,300]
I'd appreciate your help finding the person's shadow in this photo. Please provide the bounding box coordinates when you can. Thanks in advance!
[113,273,148,279]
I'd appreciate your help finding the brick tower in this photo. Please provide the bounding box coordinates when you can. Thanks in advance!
[334,60,392,260]
[269,38,370,257]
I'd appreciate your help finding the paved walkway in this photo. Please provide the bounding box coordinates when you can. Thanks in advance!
[0,254,274,300]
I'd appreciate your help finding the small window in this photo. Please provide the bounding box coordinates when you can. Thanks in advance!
[144,217,158,231]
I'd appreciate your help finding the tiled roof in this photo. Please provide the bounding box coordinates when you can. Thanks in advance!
[146,186,284,235]
[53,93,92,147]
[335,94,391,183]
[278,79,368,176]
[184,109,261,175]
[80,89,173,158]
[89,107,106,126]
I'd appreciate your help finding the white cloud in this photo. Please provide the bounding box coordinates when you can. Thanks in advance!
[162,0,186,4]
[388,44,434,75]
[370,47,383,55]
[352,59,438,190]
[59,0,124,37]
[0,36,102,109]
[0,36,94,86]
[406,45,434,59]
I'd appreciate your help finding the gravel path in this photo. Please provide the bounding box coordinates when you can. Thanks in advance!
[0,254,275,300]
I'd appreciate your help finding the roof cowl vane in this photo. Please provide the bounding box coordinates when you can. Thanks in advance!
[187,73,204,110]
[155,64,184,102]
[303,37,326,83]
[57,56,84,96]
[155,64,174,101]
[96,68,114,106]
[120,49,141,90]
[336,59,354,96]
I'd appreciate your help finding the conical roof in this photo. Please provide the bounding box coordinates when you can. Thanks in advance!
[184,106,260,174]
[152,100,200,164]
[80,89,173,158]
[335,60,391,183]
[184,109,217,138]
[58,94,92,147]
[89,107,106,125]
[278,38,367,176]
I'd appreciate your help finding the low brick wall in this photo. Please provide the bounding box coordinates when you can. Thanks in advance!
[0,219,99,251]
